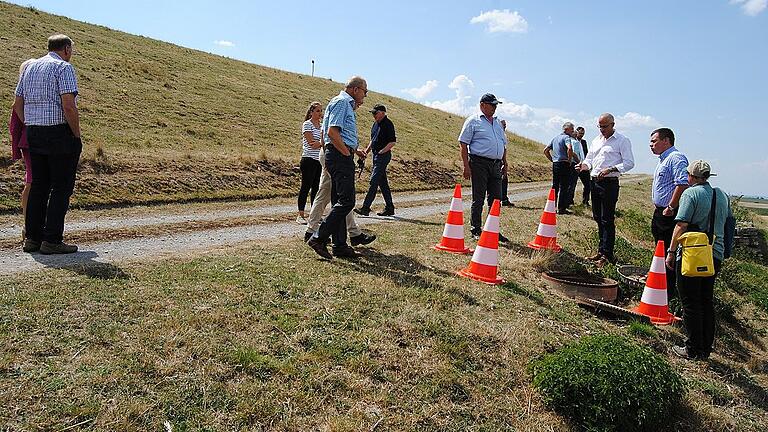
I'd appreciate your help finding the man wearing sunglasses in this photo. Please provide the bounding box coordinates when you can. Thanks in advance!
[307,76,369,259]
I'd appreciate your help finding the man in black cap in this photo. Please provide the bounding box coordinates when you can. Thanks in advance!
[355,104,397,216]
[458,93,509,242]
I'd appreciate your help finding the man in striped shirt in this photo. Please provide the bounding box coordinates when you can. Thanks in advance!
[650,127,688,298]
[13,34,82,255]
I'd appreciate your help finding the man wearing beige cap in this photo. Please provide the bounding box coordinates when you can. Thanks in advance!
[666,160,732,360]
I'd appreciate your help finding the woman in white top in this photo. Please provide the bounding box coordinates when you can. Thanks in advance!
[297,101,323,224]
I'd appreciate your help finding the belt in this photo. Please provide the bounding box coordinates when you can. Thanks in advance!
[470,154,501,162]
[591,176,619,182]
[27,123,69,130]
[325,144,355,155]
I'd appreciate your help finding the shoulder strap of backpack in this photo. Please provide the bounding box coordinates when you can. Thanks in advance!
[707,188,717,244]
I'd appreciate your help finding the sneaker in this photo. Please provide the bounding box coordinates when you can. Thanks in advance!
[377,208,395,216]
[671,345,702,360]
[501,200,515,207]
[470,228,482,240]
[353,207,371,216]
[350,232,377,246]
[498,233,509,243]
[296,215,307,225]
[307,238,332,260]
[557,209,572,215]
[304,231,313,242]
[39,241,78,255]
[23,239,41,253]
[332,245,358,258]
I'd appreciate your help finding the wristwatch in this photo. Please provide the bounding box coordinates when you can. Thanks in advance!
[667,205,676,211]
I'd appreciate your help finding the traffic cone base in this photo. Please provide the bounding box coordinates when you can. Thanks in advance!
[434,184,472,254]
[527,189,562,252]
[458,200,504,285]
[632,240,681,325]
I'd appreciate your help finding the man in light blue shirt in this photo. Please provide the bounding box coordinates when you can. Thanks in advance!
[650,127,688,298]
[307,76,369,259]
[458,93,509,241]
[544,122,575,214]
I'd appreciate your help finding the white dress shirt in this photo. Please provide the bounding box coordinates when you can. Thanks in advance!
[582,131,635,178]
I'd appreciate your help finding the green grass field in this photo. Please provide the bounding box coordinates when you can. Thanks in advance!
[2,179,767,430]
[0,2,549,212]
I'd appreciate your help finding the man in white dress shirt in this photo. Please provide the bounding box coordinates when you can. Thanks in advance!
[578,113,635,265]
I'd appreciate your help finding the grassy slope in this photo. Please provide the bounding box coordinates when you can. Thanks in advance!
[0,2,548,211]
[1,178,767,430]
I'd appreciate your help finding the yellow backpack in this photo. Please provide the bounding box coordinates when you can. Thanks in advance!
[678,188,719,277]
[678,232,715,277]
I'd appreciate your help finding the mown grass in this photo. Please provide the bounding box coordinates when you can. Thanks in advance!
[0,2,549,212]
[2,178,768,430]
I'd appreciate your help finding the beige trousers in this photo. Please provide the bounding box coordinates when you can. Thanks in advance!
[306,150,362,236]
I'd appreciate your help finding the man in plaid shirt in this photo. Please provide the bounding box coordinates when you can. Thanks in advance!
[13,34,82,254]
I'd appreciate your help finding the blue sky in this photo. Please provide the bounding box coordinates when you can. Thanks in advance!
[12,0,767,196]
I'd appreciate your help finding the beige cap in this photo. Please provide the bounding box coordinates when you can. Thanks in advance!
[687,160,716,177]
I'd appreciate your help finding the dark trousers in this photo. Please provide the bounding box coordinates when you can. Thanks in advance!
[591,177,620,260]
[361,151,393,210]
[501,173,510,202]
[578,170,591,204]
[316,146,355,248]
[677,259,722,358]
[298,157,321,212]
[25,125,81,244]
[552,161,571,212]
[652,206,678,298]
[565,163,579,207]
[469,156,502,230]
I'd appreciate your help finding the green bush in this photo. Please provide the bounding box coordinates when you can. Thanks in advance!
[529,334,684,431]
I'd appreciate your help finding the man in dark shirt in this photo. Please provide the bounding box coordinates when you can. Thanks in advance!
[355,104,397,216]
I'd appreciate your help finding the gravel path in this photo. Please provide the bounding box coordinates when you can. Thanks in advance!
[1,178,622,275]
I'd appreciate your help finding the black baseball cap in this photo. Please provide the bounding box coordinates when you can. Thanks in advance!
[369,104,386,113]
[480,93,502,105]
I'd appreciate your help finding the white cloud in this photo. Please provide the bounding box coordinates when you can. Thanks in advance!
[213,40,235,47]
[402,80,439,99]
[470,9,529,33]
[424,75,475,117]
[497,100,534,120]
[730,0,767,16]
[614,112,662,129]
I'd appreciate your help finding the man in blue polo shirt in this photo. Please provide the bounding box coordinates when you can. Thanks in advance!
[307,76,368,259]
[459,93,509,242]
[650,127,688,298]
[544,122,575,214]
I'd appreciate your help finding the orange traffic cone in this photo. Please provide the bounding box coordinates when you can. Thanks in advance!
[633,240,680,325]
[434,184,472,254]
[527,188,562,252]
[458,199,505,285]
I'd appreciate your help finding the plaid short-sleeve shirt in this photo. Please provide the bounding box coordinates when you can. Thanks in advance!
[15,52,79,126]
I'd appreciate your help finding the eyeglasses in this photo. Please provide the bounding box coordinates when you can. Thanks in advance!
[358,87,368,95]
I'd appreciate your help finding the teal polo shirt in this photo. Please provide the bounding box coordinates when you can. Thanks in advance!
[675,182,732,261]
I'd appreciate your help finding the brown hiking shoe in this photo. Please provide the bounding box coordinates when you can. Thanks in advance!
[307,237,332,260]
[586,252,603,261]
[39,241,78,255]
[23,239,41,253]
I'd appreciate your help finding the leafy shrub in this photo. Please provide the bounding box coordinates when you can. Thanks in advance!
[529,334,684,431]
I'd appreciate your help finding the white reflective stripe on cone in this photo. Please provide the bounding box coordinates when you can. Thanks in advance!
[472,245,498,266]
[536,223,557,238]
[640,287,668,307]
[483,215,500,233]
[442,223,464,240]
[650,257,666,275]
[450,199,463,212]
[544,200,556,213]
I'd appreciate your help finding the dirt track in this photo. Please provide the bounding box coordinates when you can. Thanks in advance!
[0,177,646,275]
